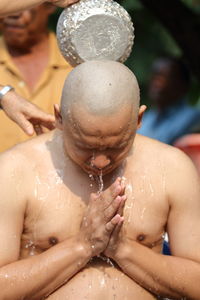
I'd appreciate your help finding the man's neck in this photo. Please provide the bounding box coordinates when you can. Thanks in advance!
[7,33,50,91]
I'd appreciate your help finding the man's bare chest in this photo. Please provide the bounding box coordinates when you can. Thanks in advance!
[20,173,169,258]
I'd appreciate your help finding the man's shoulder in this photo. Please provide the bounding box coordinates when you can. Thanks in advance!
[136,134,194,167]
[0,132,52,171]
[0,141,33,174]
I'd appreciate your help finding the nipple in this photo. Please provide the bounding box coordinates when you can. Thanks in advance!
[137,234,146,242]
[49,236,58,246]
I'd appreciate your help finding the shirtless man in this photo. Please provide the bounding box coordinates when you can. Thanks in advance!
[0,60,200,300]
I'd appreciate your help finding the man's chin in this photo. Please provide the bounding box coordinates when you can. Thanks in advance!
[5,37,27,49]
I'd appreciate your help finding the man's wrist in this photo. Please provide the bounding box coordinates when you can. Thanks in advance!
[0,85,15,109]
[109,239,130,262]
[74,236,93,260]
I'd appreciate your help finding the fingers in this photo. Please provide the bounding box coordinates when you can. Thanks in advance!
[101,177,124,209]
[104,195,123,220]
[117,194,127,217]
[26,109,55,134]
[27,108,55,126]
[41,120,55,131]
[33,124,44,135]
[49,0,79,7]
[119,177,126,196]
[105,214,124,233]
[111,177,123,198]
[14,114,35,136]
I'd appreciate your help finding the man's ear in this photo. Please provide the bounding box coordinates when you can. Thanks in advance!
[54,104,63,130]
[137,105,147,129]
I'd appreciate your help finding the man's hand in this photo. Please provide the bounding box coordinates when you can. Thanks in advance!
[78,177,126,257]
[103,188,126,259]
[47,0,79,7]
[1,90,55,136]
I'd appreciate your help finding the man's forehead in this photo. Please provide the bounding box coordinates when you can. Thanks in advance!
[66,115,133,149]
[70,114,133,137]
[68,104,134,133]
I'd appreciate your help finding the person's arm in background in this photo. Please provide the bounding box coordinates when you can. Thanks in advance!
[0,1,79,132]
[0,85,55,136]
[0,0,79,16]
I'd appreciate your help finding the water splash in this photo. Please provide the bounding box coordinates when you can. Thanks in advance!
[25,240,36,256]
[97,170,104,192]
[97,254,114,267]
[89,173,95,188]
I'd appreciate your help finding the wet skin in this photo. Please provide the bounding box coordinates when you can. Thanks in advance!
[17,130,168,299]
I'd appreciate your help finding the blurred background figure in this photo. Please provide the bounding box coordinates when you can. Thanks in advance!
[174,133,200,175]
[138,56,200,145]
[0,3,73,152]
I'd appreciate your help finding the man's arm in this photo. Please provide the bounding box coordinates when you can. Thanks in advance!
[0,153,125,300]
[105,149,200,299]
[0,0,79,17]
[0,87,55,135]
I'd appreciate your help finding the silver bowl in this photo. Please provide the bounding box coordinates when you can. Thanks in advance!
[56,0,134,66]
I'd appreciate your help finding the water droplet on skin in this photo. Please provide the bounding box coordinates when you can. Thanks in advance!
[25,240,34,249]
[100,277,106,287]
[149,181,154,197]
[140,207,146,219]
[77,261,82,267]
[25,240,36,256]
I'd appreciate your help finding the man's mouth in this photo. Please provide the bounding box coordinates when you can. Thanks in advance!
[3,21,25,31]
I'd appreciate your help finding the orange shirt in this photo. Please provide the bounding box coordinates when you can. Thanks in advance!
[0,32,73,152]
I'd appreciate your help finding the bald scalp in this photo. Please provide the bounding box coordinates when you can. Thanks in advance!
[60,60,140,119]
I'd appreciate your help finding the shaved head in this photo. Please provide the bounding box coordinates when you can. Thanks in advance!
[60,60,140,120]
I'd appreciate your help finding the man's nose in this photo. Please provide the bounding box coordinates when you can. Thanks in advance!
[91,154,111,169]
